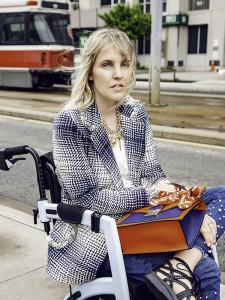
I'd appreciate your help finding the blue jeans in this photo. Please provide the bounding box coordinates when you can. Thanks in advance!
[101,186,225,299]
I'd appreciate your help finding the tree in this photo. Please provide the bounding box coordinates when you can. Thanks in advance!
[98,4,151,49]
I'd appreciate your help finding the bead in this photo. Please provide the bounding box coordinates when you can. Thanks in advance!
[100,110,123,147]
[218,208,222,212]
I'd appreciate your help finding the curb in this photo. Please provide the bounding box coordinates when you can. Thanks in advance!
[1,108,225,147]
[1,107,225,147]
[0,107,55,123]
[152,125,225,147]
[135,80,225,96]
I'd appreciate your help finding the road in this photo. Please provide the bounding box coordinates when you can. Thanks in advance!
[1,115,225,201]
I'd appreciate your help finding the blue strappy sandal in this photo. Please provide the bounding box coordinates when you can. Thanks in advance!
[144,257,201,300]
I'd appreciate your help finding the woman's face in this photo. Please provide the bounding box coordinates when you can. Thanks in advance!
[89,45,133,110]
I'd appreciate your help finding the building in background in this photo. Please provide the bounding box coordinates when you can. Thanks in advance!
[70,0,225,70]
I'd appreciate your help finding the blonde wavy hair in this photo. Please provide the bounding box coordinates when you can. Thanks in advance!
[65,28,136,109]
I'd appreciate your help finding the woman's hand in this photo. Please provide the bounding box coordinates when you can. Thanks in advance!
[200,214,217,248]
[155,180,177,192]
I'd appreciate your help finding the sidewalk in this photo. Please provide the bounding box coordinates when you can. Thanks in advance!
[135,70,225,94]
[0,197,225,300]
[0,197,70,300]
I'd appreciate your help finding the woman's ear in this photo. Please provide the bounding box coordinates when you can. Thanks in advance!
[88,73,93,81]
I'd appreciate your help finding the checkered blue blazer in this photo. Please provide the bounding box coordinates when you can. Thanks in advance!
[46,96,166,284]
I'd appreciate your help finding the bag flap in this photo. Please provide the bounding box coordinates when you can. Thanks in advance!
[117,199,205,227]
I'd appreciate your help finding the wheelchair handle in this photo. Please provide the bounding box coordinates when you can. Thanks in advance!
[1,145,47,201]
[4,145,29,158]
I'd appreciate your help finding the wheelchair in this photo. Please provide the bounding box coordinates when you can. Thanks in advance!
[0,145,219,300]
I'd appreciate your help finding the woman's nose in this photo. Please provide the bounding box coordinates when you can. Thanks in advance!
[113,66,123,78]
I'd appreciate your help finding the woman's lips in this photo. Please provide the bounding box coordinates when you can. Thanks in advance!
[111,84,125,90]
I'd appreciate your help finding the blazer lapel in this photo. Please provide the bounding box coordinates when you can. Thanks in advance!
[120,103,146,186]
[81,103,124,188]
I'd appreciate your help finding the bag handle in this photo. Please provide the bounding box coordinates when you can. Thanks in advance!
[171,183,187,191]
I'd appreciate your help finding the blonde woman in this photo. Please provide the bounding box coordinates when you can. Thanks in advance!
[47,28,224,300]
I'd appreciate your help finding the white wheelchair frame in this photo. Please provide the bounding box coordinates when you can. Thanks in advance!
[39,200,130,300]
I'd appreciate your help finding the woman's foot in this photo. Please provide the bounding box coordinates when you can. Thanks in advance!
[145,257,201,300]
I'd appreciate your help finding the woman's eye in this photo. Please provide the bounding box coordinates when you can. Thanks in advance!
[102,62,112,68]
[122,61,130,67]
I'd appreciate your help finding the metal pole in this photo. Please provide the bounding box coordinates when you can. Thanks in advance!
[149,0,163,106]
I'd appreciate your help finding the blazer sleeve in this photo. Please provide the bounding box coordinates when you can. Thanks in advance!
[53,109,149,215]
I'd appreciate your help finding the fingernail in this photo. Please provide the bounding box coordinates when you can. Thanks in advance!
[207,243,211,247]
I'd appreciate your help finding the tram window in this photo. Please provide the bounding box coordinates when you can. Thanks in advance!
[29,13,71,45]
[30,14,55,43]
[1,15,25,44]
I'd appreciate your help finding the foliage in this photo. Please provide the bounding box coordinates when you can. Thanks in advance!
[136,61,148,70]
[98,4,151,41]
[72,3,79,10]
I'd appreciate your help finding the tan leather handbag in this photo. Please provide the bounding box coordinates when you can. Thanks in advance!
[117,185,206,254]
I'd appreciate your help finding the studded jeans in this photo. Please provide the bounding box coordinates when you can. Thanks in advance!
[101,186,225,299]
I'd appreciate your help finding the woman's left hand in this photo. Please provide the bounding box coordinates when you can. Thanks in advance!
[200,214,217,248]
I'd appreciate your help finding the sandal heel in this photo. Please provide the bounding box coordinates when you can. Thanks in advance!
[144,272,178,300]
[144,257,201,300]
